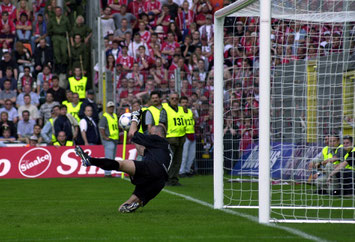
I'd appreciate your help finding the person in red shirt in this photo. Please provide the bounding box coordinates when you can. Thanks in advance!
[0,0,16,23]
[161,32,180,61]
[156,4,172,33]
[176,1,195,37]
[138,21,151,44]
[16,13,32,42]
[143,0,162,16]
[128,0,144,21]
[116,45,134,72]
[0,11,15,35]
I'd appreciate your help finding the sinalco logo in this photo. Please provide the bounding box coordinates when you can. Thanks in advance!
[18,147,52,178]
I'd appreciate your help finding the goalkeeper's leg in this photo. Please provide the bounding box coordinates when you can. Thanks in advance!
[89,157,136,176]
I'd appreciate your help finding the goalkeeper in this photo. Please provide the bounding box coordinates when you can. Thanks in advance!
[75,110,172,213]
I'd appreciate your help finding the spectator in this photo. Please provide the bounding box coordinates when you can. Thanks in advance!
[128,32,149,59]
[0,52,18,79]
[107,0,121,14]
[199,14,214,43]
[106,40,121,61]
[36,65,53,93]
[0,11,15,35]
[17,93,39,121]
[41,104,60,144]
[70,15,92,45]
[54,105,78,142]
[32,0,46,19]
[17,110,36,142]
[143,0,162,15]
[78,89,100,124]
[18,66,35,93]
[0,111,16,138]
[161,32,180,61]
[0,99,18,123]
[16,84,40,107]
[116,45,134,72]
[47,76,66,103]
[100,7,115,38]
[137,21,150,44]
[0,80,16,105]
[47,6,70,74]
[13,41,34,74]
[177,1,195,37]
[113,4,136,30]
[156,4,173,33]
[128,0,144,21]
[0,1,17,24]
[113,18,132,42]
[166,0,179,19]
[39,92,59,125]
[126,63,144,87]
[28,135,39,146]
[0,126,15,142]
[78,105,100,145]
[28,124,43,144]
[38,80,50,105]
[0,23,15,49]
[16,13,32,42]
[33,39,53,75]
[16,0,32,23]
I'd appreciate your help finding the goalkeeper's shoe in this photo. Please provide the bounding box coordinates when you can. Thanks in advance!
[75,145,91,167]
[119,202,141,213]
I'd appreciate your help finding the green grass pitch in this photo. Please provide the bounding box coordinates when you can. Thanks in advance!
[0,175,354,241]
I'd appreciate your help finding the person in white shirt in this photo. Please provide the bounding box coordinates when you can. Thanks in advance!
[79,105,100,145]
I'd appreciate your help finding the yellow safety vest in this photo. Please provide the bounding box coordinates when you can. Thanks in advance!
[103,112,119,140]
[148,105,162,126]
[331,144,343,165]
[184,108,195,134]
[322,144,342,160]
[48,118,56,143]
[53,140,74,146]
[138,107,148,134]
[68,76,87,99]
[163,103,186,138]
[343,147,355,170]
[65,102,82,123]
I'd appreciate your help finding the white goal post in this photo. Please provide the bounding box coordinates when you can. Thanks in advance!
[214,0,355,223]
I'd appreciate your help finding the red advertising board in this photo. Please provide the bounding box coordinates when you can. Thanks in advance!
[0,145,137,179]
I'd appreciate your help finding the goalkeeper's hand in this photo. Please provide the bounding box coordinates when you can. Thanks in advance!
[131,109,142,125]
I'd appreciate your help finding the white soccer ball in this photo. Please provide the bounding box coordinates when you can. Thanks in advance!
[119,113,132,131]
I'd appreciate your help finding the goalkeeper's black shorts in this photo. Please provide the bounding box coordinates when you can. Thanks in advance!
[131,159,168,206]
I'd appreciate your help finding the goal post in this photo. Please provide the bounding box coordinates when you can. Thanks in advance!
[213,0,355,223]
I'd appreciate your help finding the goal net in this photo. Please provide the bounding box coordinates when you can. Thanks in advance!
[214,0,355,223]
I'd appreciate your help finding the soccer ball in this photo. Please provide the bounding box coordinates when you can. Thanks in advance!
[119,113,132,131]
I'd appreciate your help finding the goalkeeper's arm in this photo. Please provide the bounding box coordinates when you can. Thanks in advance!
[128,110,141,137]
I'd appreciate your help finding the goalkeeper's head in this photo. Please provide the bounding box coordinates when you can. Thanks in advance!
[150,125,166,138]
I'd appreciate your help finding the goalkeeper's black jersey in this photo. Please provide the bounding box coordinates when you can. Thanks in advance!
[131,131,172,172]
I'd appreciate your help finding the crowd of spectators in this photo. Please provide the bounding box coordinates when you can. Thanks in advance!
[97,0,354,166]
[0,0,354,169]
[0,0,92,146]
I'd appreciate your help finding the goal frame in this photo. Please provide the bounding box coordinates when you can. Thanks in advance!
[213,0,355,224]
[213,0,271,224]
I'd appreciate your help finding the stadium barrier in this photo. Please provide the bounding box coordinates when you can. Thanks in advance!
[0,145,137,179]
[232,142,322,181]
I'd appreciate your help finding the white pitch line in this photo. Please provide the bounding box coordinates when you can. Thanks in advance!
[163,189,328,242]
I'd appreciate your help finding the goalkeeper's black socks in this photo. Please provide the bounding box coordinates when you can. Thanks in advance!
[89,158,120,171]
